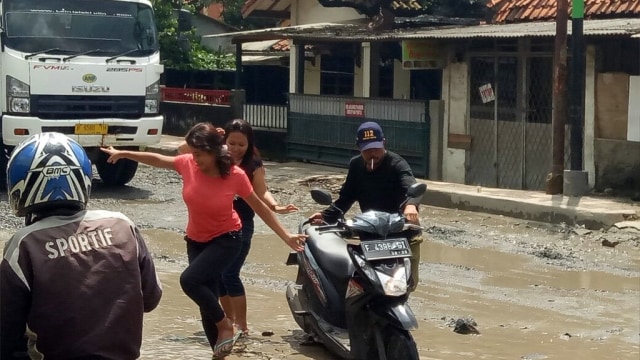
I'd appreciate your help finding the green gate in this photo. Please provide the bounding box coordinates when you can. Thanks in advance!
[287,94,430,178]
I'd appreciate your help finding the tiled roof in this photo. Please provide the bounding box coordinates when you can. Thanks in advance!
[488,0,640,23]
[270,39,315,52]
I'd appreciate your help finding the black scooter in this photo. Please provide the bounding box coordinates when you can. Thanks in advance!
[285,183,426,360]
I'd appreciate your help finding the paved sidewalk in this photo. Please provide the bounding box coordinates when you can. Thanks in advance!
[146,135,639,230]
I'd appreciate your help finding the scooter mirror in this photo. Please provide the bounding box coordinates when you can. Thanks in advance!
[406,182,427,199]
[310,188,333,205]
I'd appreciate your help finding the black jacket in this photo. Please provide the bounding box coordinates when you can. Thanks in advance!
[322,151,421,223]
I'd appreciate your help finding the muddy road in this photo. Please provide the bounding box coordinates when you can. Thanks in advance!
[1,161,639,360]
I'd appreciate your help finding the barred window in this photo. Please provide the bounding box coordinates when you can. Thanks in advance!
[320,55,354,96]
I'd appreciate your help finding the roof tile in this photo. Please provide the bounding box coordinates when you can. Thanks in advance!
[489,0,640,23]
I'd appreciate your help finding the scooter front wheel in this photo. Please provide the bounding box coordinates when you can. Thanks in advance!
[370,326,419,360]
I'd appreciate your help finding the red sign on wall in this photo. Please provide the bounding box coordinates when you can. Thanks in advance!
[345,102,365,117]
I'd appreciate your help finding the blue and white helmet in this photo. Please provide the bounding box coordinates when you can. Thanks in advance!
[7,133,92,217]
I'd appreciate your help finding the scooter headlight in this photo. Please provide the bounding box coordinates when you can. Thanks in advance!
[377,265,408,296]
[354,253,381,286]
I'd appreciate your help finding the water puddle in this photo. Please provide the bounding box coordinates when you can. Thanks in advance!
[137,229,639,360]
[424,241,640,293]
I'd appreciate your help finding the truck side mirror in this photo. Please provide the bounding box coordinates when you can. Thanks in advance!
[177,9,192,32]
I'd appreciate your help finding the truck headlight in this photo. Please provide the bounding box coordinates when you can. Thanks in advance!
[145,81,160,114]
[145,99,158,113]
[7,76,30,113]
[10,97,30,113]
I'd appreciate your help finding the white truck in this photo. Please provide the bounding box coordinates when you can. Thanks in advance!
[0,0,164,186]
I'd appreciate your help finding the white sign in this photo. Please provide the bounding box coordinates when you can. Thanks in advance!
[479,83,495,104]
[628,76,640,142]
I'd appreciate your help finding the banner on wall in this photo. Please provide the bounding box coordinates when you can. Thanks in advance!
[401,40,445,70]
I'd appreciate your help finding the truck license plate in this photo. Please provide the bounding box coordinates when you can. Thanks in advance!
[360,238,412,260]
[75,124,108,135]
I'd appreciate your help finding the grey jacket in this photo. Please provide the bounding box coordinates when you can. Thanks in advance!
[1,210,162,360]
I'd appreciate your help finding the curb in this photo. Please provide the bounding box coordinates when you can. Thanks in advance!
[423,189,637,230]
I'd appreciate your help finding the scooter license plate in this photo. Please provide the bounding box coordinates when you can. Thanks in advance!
[360,238,412,261]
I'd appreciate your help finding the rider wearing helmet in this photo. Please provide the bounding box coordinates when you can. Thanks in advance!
[1,133,162,360]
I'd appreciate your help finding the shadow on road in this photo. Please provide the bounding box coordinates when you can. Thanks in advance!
[90,179,154,201]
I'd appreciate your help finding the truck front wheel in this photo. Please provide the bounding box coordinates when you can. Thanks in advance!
[95,150,138,186]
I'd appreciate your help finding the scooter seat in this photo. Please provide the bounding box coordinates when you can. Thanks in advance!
[305,226,355,295]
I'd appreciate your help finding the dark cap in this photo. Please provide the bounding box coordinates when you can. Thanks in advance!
[356,121,385,151]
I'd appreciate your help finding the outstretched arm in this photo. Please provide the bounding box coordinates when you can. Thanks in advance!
[243,192,306,251]
[252,167,298,214]
[100,147,175,170]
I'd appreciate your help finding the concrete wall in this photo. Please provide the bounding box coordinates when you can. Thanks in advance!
[354,59,364,97]
[178,12,233,53]
[584,45,596,187]
[594,139,640,192]
[291,0,364,25]
[304,56,321,95]
[441,60,468,183]
[595,72,629,140]
[393,60,410,99]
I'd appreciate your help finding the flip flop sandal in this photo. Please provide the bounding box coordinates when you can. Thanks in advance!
[212,331,241,359]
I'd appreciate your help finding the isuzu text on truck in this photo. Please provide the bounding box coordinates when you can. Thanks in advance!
[0,0,164,186]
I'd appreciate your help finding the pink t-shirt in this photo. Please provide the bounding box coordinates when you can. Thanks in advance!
[174,154,253,242]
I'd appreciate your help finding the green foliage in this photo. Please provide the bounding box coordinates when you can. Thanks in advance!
[220,0,277,30]
[153,0,235,70]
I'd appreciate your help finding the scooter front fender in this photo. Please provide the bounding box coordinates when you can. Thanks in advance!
[371,302,418,331]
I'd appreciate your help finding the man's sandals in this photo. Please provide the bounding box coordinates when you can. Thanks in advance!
[212,331,242,359]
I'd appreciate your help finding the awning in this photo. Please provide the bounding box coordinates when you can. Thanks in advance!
[203,18,640,43]
[242,55,284,65]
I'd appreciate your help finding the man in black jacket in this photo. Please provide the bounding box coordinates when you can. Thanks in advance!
[310,121,424,292]
[1,133,162,360]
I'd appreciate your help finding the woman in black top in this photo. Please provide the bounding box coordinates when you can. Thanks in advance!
[220,119,298,336]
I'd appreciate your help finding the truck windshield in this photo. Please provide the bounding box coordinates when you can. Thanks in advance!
[2,0,159,56]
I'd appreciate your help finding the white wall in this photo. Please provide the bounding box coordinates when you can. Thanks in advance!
[354,58,364,97]
[442,61,468,183]
[304,56,321,94]
[393,60,410,99]
[584,45,596,187]
[291,0,365,25]
[628,75,640,142]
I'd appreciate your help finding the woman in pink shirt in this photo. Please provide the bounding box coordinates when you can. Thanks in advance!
[101,122,305,359]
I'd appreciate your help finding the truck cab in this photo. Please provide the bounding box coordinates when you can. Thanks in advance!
[0,0,164,186]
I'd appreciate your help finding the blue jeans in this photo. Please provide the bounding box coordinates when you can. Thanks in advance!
[218,218,254,297]
[180,231,242,349]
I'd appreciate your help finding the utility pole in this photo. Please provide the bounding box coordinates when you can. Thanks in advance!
[546,0,568,195]
[564,0,590,196]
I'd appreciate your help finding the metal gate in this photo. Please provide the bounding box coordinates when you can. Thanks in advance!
[287,94,430,178]
[467,55,554,190]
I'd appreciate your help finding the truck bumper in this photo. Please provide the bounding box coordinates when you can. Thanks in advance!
[1,115,164,147]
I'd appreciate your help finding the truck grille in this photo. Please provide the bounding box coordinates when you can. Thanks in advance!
[30,95,145,119]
